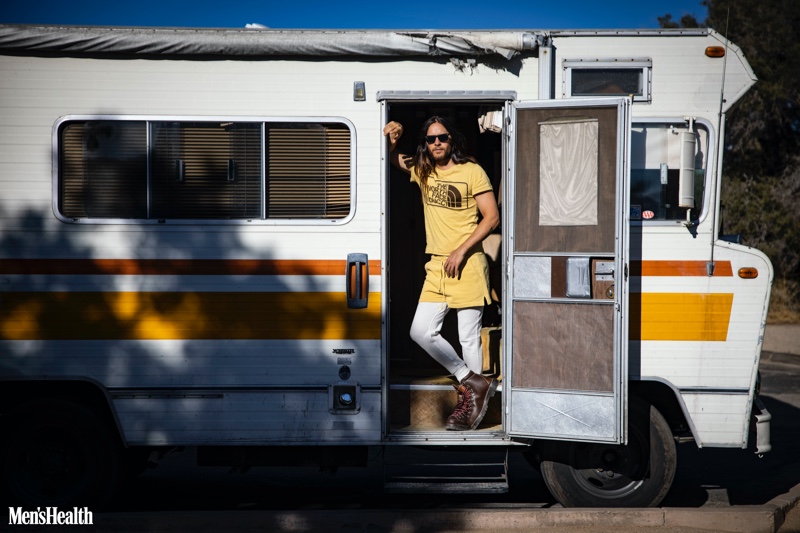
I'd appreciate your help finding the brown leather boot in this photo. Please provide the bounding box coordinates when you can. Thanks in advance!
[445,384,470,431]
[446,371,498,431]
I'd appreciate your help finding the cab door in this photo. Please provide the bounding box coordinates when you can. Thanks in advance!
[505,98,630,443]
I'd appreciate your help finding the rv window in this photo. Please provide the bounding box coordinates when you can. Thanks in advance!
[563,59,651,103]
[266,124,351,219]
[151,122,262,219]
[630,121,709,221]
[59,121,148,219]
[57,119,352,222]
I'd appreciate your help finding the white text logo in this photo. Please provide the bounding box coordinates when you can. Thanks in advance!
[8,507,93,525]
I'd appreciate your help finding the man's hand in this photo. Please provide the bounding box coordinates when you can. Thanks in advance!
[383,121,404,152]
[384,121,412,173]
[443,247,467,278]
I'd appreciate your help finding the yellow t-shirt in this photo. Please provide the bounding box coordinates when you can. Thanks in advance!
[411,162,494,307]
[410,162,493,256]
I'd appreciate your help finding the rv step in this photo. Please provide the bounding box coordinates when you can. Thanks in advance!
[383,451,509,494]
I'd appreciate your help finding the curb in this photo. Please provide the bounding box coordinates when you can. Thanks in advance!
[766,482,800,533]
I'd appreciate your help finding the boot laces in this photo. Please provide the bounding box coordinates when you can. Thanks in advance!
[451,385,474,420]
[452,384,464,410]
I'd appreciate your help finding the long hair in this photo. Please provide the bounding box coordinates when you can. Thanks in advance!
[413,116,476,188]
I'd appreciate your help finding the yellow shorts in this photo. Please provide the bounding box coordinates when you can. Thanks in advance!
[419,252,491,308]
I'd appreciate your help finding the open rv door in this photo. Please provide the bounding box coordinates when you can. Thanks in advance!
[506,98,630,444]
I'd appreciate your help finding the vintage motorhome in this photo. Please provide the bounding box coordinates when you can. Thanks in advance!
[0,24,773,508]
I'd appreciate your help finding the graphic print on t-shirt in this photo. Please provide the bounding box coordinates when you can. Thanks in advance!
[425,180,470,209]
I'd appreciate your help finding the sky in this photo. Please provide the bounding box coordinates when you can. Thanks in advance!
[0,0,708,30]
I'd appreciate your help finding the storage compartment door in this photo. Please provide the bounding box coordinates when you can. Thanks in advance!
[506,98,630,443]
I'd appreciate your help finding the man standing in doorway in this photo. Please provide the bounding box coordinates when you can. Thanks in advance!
[384,116,499,431]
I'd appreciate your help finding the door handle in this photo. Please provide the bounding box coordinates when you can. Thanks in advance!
[346,253,369,309]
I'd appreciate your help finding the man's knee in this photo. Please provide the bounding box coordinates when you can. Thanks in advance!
[410,321,437,346]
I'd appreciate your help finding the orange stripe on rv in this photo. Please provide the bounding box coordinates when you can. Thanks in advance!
[0,292,381,341]
[0,258,381,276]
[631,260,733,277]
[630,293,734,341]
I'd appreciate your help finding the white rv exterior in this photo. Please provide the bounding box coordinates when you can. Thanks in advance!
[0,25,772,508]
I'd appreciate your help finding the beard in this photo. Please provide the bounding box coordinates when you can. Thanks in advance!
[430,145,452,165]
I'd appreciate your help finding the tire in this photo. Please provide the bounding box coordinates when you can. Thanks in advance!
[538,398,676,508]
[0,398,122,508]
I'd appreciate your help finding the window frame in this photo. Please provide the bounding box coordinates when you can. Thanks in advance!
[563,58,652,103]
[629,117,717,226]
[52,115,357,226]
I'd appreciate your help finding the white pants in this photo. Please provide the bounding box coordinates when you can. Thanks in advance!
[409,301,483,383]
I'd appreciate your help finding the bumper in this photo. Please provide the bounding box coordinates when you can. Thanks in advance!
[753,397,772,455]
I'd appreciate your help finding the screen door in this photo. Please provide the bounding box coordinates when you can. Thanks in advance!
[506,98,630,443]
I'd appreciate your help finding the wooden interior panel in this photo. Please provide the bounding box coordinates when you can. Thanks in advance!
[512,301,614,391]
[550,256,567,298]
[514,106,618,253]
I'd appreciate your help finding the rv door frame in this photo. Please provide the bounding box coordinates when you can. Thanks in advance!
[379,92,514,441]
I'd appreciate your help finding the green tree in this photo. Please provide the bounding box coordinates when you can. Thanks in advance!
[661,0,800,320]
[656,13,702,28]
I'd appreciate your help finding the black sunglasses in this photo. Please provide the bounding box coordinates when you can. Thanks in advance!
[425,133,451,144]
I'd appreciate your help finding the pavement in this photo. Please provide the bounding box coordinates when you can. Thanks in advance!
[763,323,800,358]
[85,496,800,533]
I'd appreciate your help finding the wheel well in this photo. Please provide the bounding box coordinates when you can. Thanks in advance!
[629,380,691,438]
[0,379,125,447]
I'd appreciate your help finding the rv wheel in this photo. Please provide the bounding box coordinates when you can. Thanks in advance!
[1,398,122,508]
[538,398,676,508]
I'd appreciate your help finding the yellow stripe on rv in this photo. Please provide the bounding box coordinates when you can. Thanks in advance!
[631,293,734,341]
[0,292,382,341]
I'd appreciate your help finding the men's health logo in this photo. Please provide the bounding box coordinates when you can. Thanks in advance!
[8,507,93,526]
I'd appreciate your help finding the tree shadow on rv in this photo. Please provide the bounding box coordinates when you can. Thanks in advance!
[0,200,371,507]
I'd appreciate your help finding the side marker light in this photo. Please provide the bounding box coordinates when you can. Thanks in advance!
[738,267,758,279]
